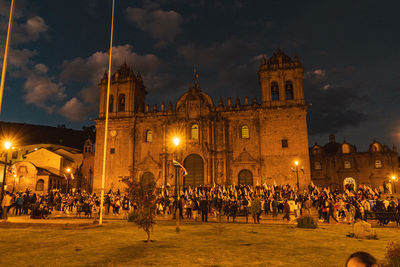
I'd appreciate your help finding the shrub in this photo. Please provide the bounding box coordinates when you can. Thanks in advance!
[385,240,400,267]
[297,215,318,229]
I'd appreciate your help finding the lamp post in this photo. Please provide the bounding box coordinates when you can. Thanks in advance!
[173,137,180,233]
[294,160,300,190]
[391,175,397,194]
[66,167,71,194]
[1,141,11,205]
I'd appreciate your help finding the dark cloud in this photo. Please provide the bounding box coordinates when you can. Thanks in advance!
[125,4,183,47]
[178,39,260,68]
[305,68,369,135]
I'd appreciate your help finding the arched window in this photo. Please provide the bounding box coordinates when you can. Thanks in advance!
[314,161,322,170]
[36,179,45,191]
[375,160,382,168]
[344,161,351,169]
[109,95,114,112]
[145,130,152,143]
[342,144,351,154]
[118,94,125,112]
[285,81,294,100]
[373,143,380,152]
[191,124,199,140]
[241,125,249,139]
[271,81,279,101]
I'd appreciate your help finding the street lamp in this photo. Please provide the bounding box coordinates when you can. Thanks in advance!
[294,160,300,190]
[1,140,12,206]
[172,136,180,233]
[66,167,71,194]
[390,175,397,194]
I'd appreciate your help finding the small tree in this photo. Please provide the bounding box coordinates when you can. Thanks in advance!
[124,177,157,242]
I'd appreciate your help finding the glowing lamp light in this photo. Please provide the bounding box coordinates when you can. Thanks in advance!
[391,175,396,181]
[4,141,11,150]
[294,160,299,166]
[173,137,180,147]
[66,167,71,173]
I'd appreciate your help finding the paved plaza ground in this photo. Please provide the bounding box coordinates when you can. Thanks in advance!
[0,215,398,267]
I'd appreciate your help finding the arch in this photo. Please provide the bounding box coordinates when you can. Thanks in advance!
[109,95,114,112]
[271,81,279,101]
[191,124,199,140]
[118,94,125,112]
[285,81,294,100]
[342,144,351,154]
[36,179,45,191]
[238,169,253,185]
[140,172,155,185]
[343,177,356,191]
[145,130,153,143]
[241,125,249,139]
[183,154,204,187]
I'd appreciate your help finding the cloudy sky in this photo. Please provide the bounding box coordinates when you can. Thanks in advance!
[0,0,399,150]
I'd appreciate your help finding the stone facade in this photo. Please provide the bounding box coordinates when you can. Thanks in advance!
[310,134,399,191]
[93,49,311,192]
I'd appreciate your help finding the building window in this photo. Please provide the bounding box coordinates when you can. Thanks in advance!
[145,130,153,143]
[110,148,115,154]
[342,144,350,154]
[271,81,279,101]
[191,124,199,140]
[285,81,294,100]
[344,161,351,169]
[375,160,382,168]
[281,139,288,148]
[314,161,322,170]
[241,125,249,139]
[12,151,18,159]
[109,95,114,112]
[118,94,125,112]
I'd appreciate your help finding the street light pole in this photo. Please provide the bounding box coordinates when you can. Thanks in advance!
[1,141,11,206]
[173,137,181,233]
[294,160,300,190]
[1,151,8,202]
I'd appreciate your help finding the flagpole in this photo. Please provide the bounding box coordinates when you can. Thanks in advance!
[0,0,15,114]
[99,0,115,225]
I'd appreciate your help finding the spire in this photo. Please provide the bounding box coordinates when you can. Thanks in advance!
[261,55,266,65]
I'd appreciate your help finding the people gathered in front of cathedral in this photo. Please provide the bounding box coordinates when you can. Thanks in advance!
[1,182,399,225]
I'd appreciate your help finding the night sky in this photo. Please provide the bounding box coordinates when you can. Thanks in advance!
[0,0,399,150]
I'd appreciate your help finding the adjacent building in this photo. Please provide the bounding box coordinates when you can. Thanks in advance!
[310,134,399,191]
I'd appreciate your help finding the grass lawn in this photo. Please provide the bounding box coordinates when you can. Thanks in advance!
[0,220,398,267]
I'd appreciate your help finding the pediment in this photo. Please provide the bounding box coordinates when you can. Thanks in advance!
[234,149,257,163]
[140,153,161,167]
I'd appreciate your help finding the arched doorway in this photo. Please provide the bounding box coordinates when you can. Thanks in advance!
[183,154,204,187]
[140,172,155,185]
[36,179,45,191]
[343,177,356,191]
[238,169,253,185]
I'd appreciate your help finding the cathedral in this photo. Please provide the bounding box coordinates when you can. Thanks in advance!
[92,48,311,191]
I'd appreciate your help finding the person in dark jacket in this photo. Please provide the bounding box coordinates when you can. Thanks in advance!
[199,197,209,222]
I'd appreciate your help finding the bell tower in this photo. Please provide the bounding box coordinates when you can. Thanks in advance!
[258,48,304,106]
[98,62,146,118]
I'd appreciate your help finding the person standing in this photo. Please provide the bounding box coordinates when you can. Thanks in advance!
[282,200,290,221]
[15,194,23,216]
[1,192,12,220]
[200,197,209,222]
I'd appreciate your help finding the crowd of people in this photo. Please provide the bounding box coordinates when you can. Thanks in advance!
[154,183,400,224]
[0,189,130,220]
[1,182,399,225]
